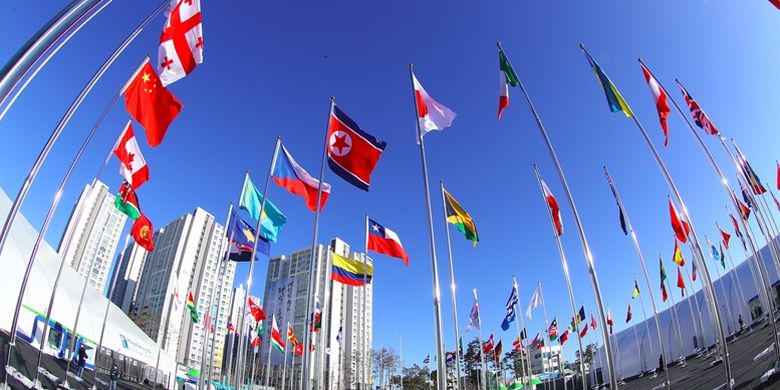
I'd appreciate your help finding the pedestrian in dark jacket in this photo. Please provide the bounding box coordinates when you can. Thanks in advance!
[110,364,120,390]
[77,346,87,378]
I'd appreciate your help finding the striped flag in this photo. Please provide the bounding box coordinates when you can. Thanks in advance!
[497,46,520,119]
[640,63,671,146]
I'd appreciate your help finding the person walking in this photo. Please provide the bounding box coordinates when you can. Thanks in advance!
[110,364,120,390]
[77,345,87,379]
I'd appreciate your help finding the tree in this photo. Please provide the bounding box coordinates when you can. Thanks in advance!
[502,349,529,379]
[399,364,431,390]
[573,342,599,374]
[372,347,399,388]
[462,338,483,389]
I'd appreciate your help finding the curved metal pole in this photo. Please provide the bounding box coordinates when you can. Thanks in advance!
[0,0,111,120]
[439,182,461,390]
[511,277,533,386]
[532,166,587,390]
[705,236,736,336]
[663,270,685,362]
[680,256,705,356]
[603,167,670,388]
[506,40,616,388]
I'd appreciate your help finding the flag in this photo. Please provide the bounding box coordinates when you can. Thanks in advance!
[719,244,726,269]
[287,322,300,350]
[772,0,780,9]
[465,301,481,332]
[632,277,640,299]
[367,218,409,265]
[494,341,503,363]
[412,71,456,139]
[737,156,767,195]
[423,355,430,365]
[497,47,519,119]
[294,343,304,356]
[672,240,685,266]
[239,174,287,242]
[484,333,495,354]
[132,213,154,252]
[548,318,558,341]
[113,122,150,189]
[227,316,235,334]
[327,105,386,191]
[157,0,203,86]
[443,187,479,246]
[123,58,183,147]
[582,48,633,117]
[677,267,685,291]
[501,284,519,331]
[336,325,343,344]
[331,252,373,286]
[226,211,271,260]
[115,181,141,220]
[608,182,628,235]
[540,179,563,236]
[640,63,671,146]
[625,304,633,323]
[717,222,731,249]
[669,199,691,244]
[520,329,527,340]
[711,245,722,267]
[741,183,756,209]
[187,291,198,323]
[559,329,569,346]
[537,339,545,350]
[525,284,543,320]
[777,162,780,190]
[576,306,586,324]
[270,315,285,351]
[579,324,589,338]
[730,213,744,242]
[773,192,780,213]
[529,333,541,350]
[590,314,597,330]
[679,83,718,136]
[248,298,266,322]
[607,310,614,335]
[512,337,522,351]
[445,352,455,366]
[310,298,322,332]
[660,257,668,302]
[733,190,752,222]
[273,144,331,212]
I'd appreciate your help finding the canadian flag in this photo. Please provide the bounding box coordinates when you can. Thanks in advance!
[113,121,150,189]
[157,0,203,86]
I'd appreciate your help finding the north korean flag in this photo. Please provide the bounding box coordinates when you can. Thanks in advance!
[367,218,409,265]
[327,105,387,191]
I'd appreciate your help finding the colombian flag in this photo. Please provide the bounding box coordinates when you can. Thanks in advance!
[331,252,373,286]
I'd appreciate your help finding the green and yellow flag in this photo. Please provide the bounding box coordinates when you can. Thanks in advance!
[443,187,479,247]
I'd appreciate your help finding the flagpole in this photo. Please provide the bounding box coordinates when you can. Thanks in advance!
[732,227,765,325]
[583,47,733,388]
[282,324,290,390]
[400,332,404,390]
[206,206,239,390]
[472,289,487,390]
[505,41,617,389]
[722,234,754,329]
[537,282,556,390]
[0,0,164,292]
[627,317,644,375]
[705,235,736,335]
[663,262,685,362]
[408,64,447,390]
[633,274,656,376]
[0,0,110,119]
[318,251,333,390]
[153,254,182,390]
[646,66,780,353]
[307,247,325,390]
[264,320,273,387]
[603,166,670,387]
[438,181,462,390]
[531,165,587,390]
[301,97,333,390]
[511,277,533,387]
[363,214,370,390]
[198,204,235,390]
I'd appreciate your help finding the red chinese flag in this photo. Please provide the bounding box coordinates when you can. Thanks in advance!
[123,58,183,147]
[132,213,154,252]
[669,199,690,243]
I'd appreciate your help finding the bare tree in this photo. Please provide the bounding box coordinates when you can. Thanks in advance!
[372,347,400,389]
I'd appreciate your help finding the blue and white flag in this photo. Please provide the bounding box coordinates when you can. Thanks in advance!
[501,285,519,331]
[464,301,480,332]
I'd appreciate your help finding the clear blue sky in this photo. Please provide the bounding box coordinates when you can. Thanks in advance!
[2,0,780,368]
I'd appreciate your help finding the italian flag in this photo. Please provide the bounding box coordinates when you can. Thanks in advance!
[270,315,285,352]
[498,46,519,120]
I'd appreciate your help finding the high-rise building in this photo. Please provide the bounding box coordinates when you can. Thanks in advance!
[59,180,127,296]
[259,237,372,390]
[110,239,149,313]
[130,207,236,378]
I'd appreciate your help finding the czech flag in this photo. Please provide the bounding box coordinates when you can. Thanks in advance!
[367,218,409,265]
[331,252,373,286]
[273,144,331,212]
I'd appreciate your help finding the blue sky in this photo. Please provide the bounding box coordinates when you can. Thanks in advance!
[2,0,780,368]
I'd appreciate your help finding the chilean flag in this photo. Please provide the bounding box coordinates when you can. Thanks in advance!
[273,144,331,212]
[327,105,386,191]
[367,218,409,265]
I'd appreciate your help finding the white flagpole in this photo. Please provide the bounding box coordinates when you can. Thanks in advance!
[472,289,487,390]
[705,236,736,335]
[511,277,532,387]
[504,41,616,389]
[0,0,110,118]
[722,236,752,329]
[282,323,290,389]
[663,263,685,363]
[318,251,333,390]
[633,275,656,375]
[400,332,404,390]
[532,165,587,390]
[678,260,704,357]
[439,182,462,390]
[408,64,447,390]
[537,282,556,390]
[301,97,333,390]
[603,167,670,388]
[363,214,370,390]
